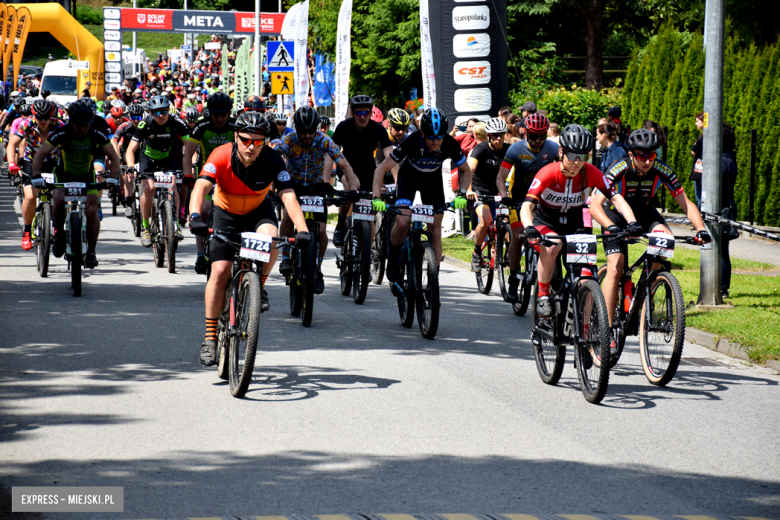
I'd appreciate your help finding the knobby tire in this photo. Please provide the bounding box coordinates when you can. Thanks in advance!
[640,271,685,386]
[416,243,440,339]
[163,200,176,273]
[37,203,52,278]
[229,271,261,398]
[353,221,371,304]
[531,284,564,384]
[70,212,82,297]
[574,279,611,404]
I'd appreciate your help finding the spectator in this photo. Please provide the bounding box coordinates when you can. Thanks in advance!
[607,106,628,142]
[520,101,537,118]
[690,111,705,207]
[547,122,560,144]
[498,106,513,121]
[472,122,487,145]
[720,123,739,298]
[453,118,479,155]
[506,114,522,144]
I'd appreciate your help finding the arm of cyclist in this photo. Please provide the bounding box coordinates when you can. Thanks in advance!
[456,158,474,197]
[125,140,139,169]
[6,132,21,175]
[673,190,710,242]
[278,187,309,235]
[187,177,212,235]
[466,157,479,201]
[589,190,640,234]
[336,156,358,190]
[32,142,56,178]
[372,154,398,199]
[182,140,198,179]
[101,142,122,180]
[496,165,511,198]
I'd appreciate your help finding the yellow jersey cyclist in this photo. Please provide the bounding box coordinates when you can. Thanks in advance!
[125,95,190,247]
[372,107,472,282]
[276,106,359,293]
[374,107,411,181]
[496,113,559,302]
[31,99,121,269]
[466,117,511,271]
[187,112,312,366]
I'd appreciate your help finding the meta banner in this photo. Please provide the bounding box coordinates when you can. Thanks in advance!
[118,8,285,34]
[428,0,507,128]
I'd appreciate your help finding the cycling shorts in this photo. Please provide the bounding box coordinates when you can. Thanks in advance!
[601,205,668,257]
[290,183,327,224]
[139,155,183,177]
[396,169,445,206]
[209,199,278,263]
[532,211,586,238]
[473,192,497,220]
[22,158,58,187]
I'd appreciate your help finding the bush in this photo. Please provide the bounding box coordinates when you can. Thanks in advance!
[537,85,621,129]
[76,5,103,26]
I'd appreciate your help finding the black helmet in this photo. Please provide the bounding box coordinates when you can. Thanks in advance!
[32,99,55,119]
[19,104,32,117]
[293,106,320,133]
[245,95,266,112]
[41,89,51,99]
[234,111,270,135]
[68,100,93,124]
[420,107,448,137]
[127,104,144,117]
[184,106,200,123]
[207,91,232,113]
[349,94,373,109]
[627,128,659,152]
[558,124,593,154]
[607,106,622,118]
[147,95,170,112]
[319,115,331,127]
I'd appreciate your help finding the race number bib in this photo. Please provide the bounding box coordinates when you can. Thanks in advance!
[240,232,273,263]
[352,199,375,221]
[647,232,675,258]
[154,172,174,188]
[565,234,597,265]
[411,204,434,224]
[41,173,55,183]
[384,183,397,197]
[63,183,87,202]
[494,195,509,215]
[300,196,325,213]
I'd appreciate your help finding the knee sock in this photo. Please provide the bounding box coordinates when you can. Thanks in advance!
[261,274,269,288]
[205,318,218,342]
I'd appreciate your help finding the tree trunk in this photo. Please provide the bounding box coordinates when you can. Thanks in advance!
[577,0,605,90]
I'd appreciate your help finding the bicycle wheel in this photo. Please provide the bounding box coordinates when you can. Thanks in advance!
[163,200,176,273]
[574,279,612,404]
[475,236,494,294]
[513,245,533,317]
[339,226,353,296]
[151,205,164,268]
[415,242,440,339]
[216,299,230,380]
[289,248,303,317]
[301,236,317,327]
[371,213,385,285]
[496,223,511,300]
[353,221,371,304]
[639,271,685,386]
[37,203,52,278]
[397,253,414,328]
[70,212,82,297]
[531,284,564,384]
[229,271,261,397]
[111,189,118,216]
[132,187,142,237]
[597,264,626,368]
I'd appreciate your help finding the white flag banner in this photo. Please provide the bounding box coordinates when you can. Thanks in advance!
[419,0,436,108]
[334,0,353,125]
[281,2,301,40]
[294,0,310,109]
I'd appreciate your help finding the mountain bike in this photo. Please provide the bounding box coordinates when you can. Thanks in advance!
[473,195,514,295]
[336,190,374,304]
[370,183,398,285]
[596,231,701,385]
[530,233,612,404]
[124,166,142,238]
[141,170,183,273]
[285,192,324,327]
[27,173,55,277]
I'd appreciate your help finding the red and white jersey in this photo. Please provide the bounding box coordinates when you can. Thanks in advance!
[525,162,611,223]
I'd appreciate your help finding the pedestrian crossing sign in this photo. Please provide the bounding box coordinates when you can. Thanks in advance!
[267,41,294,72]
[271,72,295,94]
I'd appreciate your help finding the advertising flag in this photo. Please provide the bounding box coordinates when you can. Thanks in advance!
[334,0,352,125]
[0,4,7,88]
[11,6,32,92]
[314,52,333,106]
[293,0,309,109]
[2,5,16,87]
[419,0,436,108]
[281,2,300,40]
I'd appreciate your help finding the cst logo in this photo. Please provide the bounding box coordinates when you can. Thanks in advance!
[458,66,487,76]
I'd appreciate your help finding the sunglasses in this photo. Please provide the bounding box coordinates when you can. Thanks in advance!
[36,115,52,121]
[152,109,168,116]
[354,110,371,117]
[634,151,658,162]
[131,116,143,121]
[425,135,444,141]
[526,133,546,142]
[237,134,266,147]
[563,151,588,162]
[391,125,408,132]
[276,121,287,126]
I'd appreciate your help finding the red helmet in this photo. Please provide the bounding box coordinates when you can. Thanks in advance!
[525,113,550,133]
[371,107,383,123]
[110,106,124,117]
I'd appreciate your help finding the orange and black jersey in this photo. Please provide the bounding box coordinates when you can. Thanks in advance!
[199,142,293,215]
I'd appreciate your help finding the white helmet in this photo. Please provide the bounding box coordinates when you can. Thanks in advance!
[111,99,126,109]
[484,117,508,134]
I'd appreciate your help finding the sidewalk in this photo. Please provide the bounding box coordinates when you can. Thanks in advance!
[668,223,780,268]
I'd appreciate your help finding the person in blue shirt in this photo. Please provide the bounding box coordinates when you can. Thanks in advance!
[596,121,629,173]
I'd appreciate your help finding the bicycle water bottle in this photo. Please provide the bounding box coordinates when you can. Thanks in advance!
[623,279,634,313]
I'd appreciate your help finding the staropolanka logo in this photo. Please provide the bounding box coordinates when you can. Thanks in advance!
[452,6,490,30]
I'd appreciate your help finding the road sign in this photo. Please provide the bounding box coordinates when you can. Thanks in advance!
[267,41,294,72]
[271,72,294,95]
[181,45,191,52]
[68,60,91,70]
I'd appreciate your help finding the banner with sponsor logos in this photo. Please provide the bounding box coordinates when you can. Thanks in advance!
[11,6,32,92]
[419,0,436,108]
[116,8,285,34]
[2,5,15,87]
[427,0,507,127]
[0,4,6,89]
[334,0,352,125]
[293,0,309,110]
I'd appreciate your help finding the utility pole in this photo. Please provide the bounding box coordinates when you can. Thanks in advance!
[255,0,261,96]
[698,0,725,306]
[132,0,137,76]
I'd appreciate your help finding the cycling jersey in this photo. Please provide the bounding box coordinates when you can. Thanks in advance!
[502,139,559,201]
[14,118,64,162]
[132,115,189,161]
[469,141,510,196]
[276,131,343,185]
[46,122,110,180]
[332,118,392,186]
[199,142,292,215]
[10,116,27,136]
[374,128,407,164]
[526,162,610,226]
[189,117,235,162]
[107,116,129,134]
[602,158,683,212]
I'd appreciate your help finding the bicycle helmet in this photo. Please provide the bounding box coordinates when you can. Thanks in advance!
[32,99,55,119]
[245,95,266,112]
[387,108,410,127]
[147,95,171,112]
[19,104,32,117]
[127,104,144,117]
[293,106,320,133]
[68,100,93,124]
[419,107,448,137]
[484,117,508,134]
[111,99,126,110]
[319,115,331,127]
[371,107,384,123]
[12,96,25,107]
[524,113,550,133]
[558,124,593,154]
[183,106,200,123]
[234,111,270,135]
[626,128,658,152]
[87,98,98,113]
[110,105,125,117]
[202,108,210,119]
[207,91,232,113]
[607,106,622,118]
[349,94,373,109]
[41,89,51,99]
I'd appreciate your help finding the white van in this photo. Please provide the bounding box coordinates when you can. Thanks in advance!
[40,60,84,105]
[123,47,147,78]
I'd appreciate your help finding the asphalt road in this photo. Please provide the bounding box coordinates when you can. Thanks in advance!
[1,184,778,520]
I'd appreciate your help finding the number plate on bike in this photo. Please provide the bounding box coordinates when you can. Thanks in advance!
[494,195,509,215]
[64,183,87,202]
[565,234,597,265]
[352,199,375,221]
[647,232,675,258]
[153,172,174,188]
[300,196,325,213]
[411,204,434,223]
[41,173,55,183]
[240,232,273,262]
[384,183,397,196]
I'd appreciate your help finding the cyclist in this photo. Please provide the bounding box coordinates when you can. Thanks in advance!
[11,99,63,250]
[243,95,280,141]
[374,107,411,180]
[31,100,121,268]
[331,94,394,246]
[589,128,711,333]
[112,103,144,214]
[184,92,234,272]
[276,106,358,293]
[372,107,471,282]
[519,124,625,318]
[187,112,311,366]
[320,115,332,137]
[125,95,189,247]
[106,101,129,134]
[466,117,510,271]
[496,113,559,302]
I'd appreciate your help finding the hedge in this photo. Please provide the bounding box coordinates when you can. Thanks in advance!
[538,85,621,130]
[621,26,780,226]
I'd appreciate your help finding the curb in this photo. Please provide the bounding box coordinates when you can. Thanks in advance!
[442,255,472,271]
